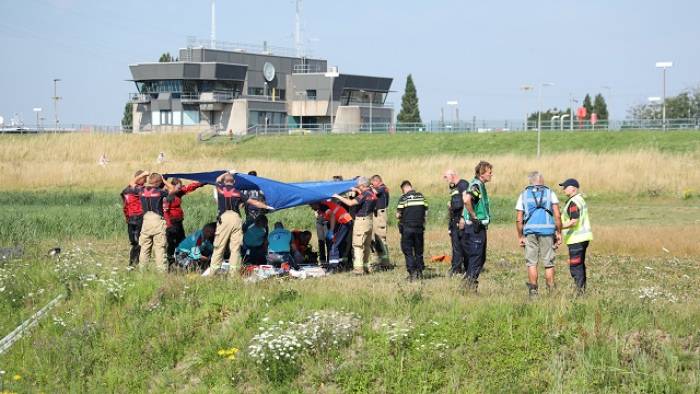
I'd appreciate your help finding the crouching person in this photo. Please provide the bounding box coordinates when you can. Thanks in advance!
[267,222,294,268]
[243,215,268,265]
[205,172,273,276]
[396,180,428,281]
[138,173,175,272]
[175,222,217,271]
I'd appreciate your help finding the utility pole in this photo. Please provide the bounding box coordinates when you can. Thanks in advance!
[210,0,216,49]
[52,78,61,132]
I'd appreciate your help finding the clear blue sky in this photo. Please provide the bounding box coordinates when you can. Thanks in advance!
[1,0,698,125]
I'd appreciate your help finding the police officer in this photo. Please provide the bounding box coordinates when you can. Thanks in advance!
[461,161,493,291]
[333,177,377,275]
[204,172,273,276]
[396,180,429,281]
[443,169,469,276]
[515,171,562,297]
[371,174,391,268]
[559,178,593,294]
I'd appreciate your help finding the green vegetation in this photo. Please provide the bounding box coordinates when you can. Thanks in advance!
[208,130,700,161]
[0,131,699,392]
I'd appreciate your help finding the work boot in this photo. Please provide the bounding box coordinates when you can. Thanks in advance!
[415,271,424,280]
[527,283,539,298]
[462,276,478,293]
[406,271,414,282]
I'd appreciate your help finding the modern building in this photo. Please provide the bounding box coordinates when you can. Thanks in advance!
[128,45,393,134]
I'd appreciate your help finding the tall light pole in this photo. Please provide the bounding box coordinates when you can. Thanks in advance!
[537,82,554,157]
[447,101,458,130]
[520,85,534,130]
[33,107,42,130]
[655,62,673,131]
[52,78,61,132]
[324,66,339,132]
[360,89,373,133]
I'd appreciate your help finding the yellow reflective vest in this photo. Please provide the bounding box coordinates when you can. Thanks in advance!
[562,193,593,245]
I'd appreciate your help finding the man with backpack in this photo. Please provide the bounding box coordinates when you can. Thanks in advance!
[515,171,562,297]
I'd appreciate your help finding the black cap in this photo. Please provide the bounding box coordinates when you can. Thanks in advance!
[559,178,580,188]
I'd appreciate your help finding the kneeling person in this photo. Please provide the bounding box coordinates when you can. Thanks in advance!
[267,222,294,268]
[396,180,429,280]
[176,222,217,271]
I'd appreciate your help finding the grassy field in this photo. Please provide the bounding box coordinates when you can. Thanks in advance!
[0,130,699,392]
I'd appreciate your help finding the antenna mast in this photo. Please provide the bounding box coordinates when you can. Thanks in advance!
[295,0,303,58]
[210,0,216,49]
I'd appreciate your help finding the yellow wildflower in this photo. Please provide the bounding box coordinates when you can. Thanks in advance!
[227,354,236,360]
[12,374,21,381]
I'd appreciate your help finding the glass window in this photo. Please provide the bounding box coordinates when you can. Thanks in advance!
[160,110,172,125]
[306,90,317,100]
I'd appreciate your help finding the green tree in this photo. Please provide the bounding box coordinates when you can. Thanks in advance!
[397,74,422,124]
[121,102,133,132]
[593,93,609,120]
[582,94,593,119]
[159,52,174,62]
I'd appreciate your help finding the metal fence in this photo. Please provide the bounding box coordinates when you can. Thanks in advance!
[2,118,699,136]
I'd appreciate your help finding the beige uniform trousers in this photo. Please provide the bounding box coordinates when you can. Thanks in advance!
[372,209,390,264]
[352,216,373,273]
[138,212,167,272]
[210,211,244,272]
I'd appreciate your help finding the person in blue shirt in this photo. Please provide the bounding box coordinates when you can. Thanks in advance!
[267,222,294,268]
[175,222,217,271]
[243,215,268,265]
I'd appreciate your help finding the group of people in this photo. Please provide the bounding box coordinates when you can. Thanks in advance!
[120,162,592,295]
[443,162,592,295]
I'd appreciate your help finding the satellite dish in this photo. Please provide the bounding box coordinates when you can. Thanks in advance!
[263,62,276,82]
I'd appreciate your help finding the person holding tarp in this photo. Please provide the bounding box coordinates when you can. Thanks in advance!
[164,178,205,266]
[138,173,176,272]
[311,200,353,273]
[121,170,147,266]
[333,177,378,275]
[204,171,273,276]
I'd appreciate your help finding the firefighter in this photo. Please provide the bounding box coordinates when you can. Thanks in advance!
[121,170,147,266]
[311,200,353,273]
[443,169,469,276]
[371,175,391,268]
[332,177,377,275]
[559,178,593,294]
[461,161,493,292]
[163,178,205,266]
[396,180,429,281]
[138,173,176,272]
[204,171,273,276]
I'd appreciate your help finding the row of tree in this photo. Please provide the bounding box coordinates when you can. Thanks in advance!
[628,87,700,120]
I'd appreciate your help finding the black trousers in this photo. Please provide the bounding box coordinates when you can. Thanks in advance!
[449,220,467,274]
[400,226,425,274]
[460,223,487,281]
[568,241,589,291]
[166,220,186,262]
[127,215,143,265]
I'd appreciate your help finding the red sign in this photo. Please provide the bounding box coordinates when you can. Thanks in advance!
[576,106,587,119]
[591,113,598,125]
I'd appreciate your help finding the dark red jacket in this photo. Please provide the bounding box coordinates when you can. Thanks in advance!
[121,185,143,220]
[164,182,204,227]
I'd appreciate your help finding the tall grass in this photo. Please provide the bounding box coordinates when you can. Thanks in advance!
[1,132,699,196]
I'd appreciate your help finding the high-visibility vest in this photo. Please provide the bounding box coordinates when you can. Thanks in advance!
[463,178,490,225]
[562,193,593,244]
[521,185,556,236]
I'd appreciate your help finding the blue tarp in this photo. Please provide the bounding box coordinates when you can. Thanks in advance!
[164,170,356,211]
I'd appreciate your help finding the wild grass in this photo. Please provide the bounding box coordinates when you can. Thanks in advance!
[1,132,700,197]
[1,131,699,392]
[0,243,698,392]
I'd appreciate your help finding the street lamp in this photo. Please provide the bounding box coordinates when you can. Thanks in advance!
[33,107,42,130]
[520,85,534,130]
[655,61,672,131]
[360,89,374,133]
[447,101,458,130]
[52,78,61,132]
[537,82,555,157]
[324,66,339,132]
[295,91,306,129]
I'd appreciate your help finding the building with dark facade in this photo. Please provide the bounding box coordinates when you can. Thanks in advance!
[128,45,393,133]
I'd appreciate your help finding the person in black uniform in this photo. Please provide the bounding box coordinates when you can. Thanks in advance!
[443,169,469,276]
[396,180,429,281]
